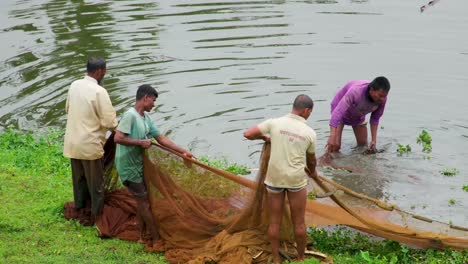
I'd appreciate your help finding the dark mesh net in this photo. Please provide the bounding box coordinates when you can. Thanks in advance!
[65,136,468,263]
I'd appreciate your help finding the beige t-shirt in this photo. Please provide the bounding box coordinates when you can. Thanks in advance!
[258,113,316,188]
[63,75,118,160]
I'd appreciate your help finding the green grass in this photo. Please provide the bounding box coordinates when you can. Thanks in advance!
[0,129,165,263]
[0,129,466,264]
[295,228,468,264]
[198,156,251,175]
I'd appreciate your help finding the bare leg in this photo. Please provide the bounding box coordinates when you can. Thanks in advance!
[136,197,160,245]
[267,191,286,264]
[136,208,145,243]
[287,188,307,261]
[352,124,368,146]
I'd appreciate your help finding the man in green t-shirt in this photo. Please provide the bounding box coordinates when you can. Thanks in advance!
[114,84,193,245]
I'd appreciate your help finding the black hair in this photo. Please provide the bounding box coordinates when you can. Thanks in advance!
[136,84,158,101]
[293,94,314,110]
[86,57,106,73]
[368,76,390,92]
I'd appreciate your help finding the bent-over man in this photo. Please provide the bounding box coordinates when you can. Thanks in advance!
[327,76,390,153]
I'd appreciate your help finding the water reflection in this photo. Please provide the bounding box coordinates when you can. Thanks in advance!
[0,0,467,225]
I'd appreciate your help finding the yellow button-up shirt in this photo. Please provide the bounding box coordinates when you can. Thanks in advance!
[63,75,118,160]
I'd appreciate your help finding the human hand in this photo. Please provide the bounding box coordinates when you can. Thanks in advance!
[326,138,340,153]
[308,170,319,179]
[183,150,193,159]
[139,139,152,149]
[366,142,377,154]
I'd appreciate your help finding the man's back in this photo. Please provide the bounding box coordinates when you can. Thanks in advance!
[259,114,316,188]
[64,76,117,160]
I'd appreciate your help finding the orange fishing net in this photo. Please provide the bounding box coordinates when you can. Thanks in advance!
[64,137,468,263]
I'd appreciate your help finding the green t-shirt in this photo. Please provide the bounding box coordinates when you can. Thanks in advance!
[115,107,161,183]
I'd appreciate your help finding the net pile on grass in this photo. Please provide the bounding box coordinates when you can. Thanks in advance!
[65,139,468,263]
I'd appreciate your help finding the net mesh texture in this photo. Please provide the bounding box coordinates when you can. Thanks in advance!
[64,137,468,263]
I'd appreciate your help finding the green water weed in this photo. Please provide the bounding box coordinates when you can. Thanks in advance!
[396,144,411,156]
[440,168,460,176]
[416,130,432,153]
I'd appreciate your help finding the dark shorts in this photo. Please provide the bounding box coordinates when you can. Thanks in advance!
[123,180,147,199]
[265,184,306,194]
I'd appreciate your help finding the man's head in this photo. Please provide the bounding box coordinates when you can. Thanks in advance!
[368,76,390,104]
[136,84,159,112]
[292,94,314,120]
[87,57,107,85]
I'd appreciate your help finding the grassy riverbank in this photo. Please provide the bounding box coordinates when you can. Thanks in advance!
[0,130,466,263]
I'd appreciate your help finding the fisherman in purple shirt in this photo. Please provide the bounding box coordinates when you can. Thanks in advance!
[327,76,390,153]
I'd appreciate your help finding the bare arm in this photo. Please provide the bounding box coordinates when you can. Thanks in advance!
[243,125,270,142]
[369,124,378,151]
[327,126,338,152]
[306,152,318,178]
[114,130,151,148]
[155,135,193,158]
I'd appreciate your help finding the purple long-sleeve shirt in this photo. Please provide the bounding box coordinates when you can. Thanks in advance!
[329,80,387,127]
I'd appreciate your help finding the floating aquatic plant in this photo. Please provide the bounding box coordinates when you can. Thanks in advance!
[396,144,411,156]
[416,130,432,153]
[440,168,460,177]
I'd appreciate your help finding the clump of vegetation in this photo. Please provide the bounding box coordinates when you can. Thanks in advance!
[416,130,432,153]
[440,168,460,177]
[396,144,411,156]
[449,199,456,205]
[463,185,468,192]
[304,227,468,264]
[307,191,316,200]
[198,156,251,175]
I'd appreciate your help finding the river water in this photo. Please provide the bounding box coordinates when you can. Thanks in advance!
[1,0,467,226]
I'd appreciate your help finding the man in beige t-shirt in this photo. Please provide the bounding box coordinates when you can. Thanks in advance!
[63,57,118,222]
[244,94,318,263]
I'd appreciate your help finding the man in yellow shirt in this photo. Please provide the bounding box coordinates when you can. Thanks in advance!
[243,94,318,263]
[63,57,118,223]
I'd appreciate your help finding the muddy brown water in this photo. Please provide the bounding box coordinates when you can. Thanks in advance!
[0,0,467,227]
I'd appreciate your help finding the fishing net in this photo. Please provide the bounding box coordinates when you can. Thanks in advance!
[64,136,468,263]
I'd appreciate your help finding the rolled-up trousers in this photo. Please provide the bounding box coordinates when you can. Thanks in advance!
[70,158,104,216]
